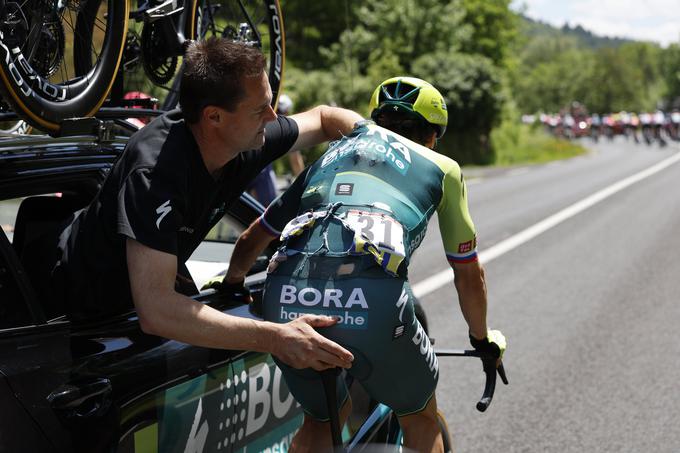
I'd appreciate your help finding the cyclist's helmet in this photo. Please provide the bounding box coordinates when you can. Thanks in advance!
[369,76,448,138]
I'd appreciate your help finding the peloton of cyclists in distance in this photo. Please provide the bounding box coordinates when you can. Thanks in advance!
[527,102,680,146]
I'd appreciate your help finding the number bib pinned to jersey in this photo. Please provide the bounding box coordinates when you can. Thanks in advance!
[343,210,406,276]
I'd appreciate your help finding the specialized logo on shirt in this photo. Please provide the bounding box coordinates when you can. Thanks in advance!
[277,285,369,329]
[395,288,408,322]
[335,183,354,196]
[156,200,172,229]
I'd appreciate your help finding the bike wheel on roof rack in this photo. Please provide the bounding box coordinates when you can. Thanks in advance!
[162,0,285,111]
[0,0,129,135]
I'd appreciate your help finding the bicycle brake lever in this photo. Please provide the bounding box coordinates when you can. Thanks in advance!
[498,362,509,385]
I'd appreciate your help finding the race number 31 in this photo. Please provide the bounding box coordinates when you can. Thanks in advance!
[345,210,406,257]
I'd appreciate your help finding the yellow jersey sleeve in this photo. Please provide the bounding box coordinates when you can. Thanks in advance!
[435,161,478,263]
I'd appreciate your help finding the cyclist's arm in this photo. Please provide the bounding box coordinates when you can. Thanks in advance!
[224,219,275,284]
[452,260,488,340]
[288,105,362,152]
[226,166,310,283]
[436,161,488,340]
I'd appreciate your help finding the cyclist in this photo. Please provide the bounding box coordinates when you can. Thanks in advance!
[223,77,506,452]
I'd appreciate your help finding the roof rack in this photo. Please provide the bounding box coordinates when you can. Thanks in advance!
[0,107,167,140]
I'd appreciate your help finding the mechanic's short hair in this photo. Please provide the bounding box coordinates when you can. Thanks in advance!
[180,38,266,124]
[374,110,437,146]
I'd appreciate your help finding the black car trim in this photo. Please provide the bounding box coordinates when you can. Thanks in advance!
[0,227,45,324]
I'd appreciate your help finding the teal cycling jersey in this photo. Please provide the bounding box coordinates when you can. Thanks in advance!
[260,121,478,268]
[259,121,478,420]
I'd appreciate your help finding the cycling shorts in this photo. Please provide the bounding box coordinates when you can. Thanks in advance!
[262,254,439,420]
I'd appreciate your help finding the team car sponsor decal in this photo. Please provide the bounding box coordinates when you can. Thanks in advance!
[119,355,302,453]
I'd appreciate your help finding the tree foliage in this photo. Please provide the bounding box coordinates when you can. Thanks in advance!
[279,2,680,165]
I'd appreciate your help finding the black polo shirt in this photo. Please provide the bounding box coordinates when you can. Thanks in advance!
[57,109,298,319]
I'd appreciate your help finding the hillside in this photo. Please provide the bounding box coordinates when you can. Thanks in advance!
[520,16,634,49]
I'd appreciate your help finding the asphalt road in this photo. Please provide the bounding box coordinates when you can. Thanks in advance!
[409,137,680,452]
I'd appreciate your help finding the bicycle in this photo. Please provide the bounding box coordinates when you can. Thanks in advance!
[320,349,509,452]
[0,0,283,135]
[0,0,129,134]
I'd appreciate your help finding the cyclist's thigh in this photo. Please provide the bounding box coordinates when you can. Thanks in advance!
[263,259,354,421]
[351,280,439,416]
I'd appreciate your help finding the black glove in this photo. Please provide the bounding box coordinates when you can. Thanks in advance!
[202,276,251,302]
[469,330,506,359]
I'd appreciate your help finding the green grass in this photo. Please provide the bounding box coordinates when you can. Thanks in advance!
[492,122,587,166]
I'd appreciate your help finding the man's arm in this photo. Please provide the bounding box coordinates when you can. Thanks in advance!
[127,238,353,370]
[451,260,488,340]
[224,219,274,285]
[288,105,363,151]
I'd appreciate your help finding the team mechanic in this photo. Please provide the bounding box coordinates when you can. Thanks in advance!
[40,38,361,372]
[221,77,507,453]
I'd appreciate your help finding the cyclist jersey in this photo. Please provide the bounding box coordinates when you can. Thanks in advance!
[260,121,478,274]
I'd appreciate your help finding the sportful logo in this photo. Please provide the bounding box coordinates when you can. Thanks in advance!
[156,200,172,229]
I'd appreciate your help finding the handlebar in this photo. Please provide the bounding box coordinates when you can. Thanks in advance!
[320,349,508,452]
[434,349,509,412]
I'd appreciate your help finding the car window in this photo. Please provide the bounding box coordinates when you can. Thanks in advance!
[0,197,21,242]
[187,215,246,289]
[0,228,33,329]
[0,194,85,324]
[204,215,243,243]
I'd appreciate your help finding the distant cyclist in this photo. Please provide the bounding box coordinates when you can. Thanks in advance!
[224,77,506,452]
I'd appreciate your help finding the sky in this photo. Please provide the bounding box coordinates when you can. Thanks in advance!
[512,0,680,47]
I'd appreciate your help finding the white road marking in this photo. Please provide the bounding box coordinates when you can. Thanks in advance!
[412,151,680,298]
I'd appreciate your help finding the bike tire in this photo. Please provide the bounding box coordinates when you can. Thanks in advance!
[436,410,454,453]
[0,0,129,135]
[162,0,284,111]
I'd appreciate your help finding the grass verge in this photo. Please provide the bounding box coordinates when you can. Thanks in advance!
[492,123,587,166]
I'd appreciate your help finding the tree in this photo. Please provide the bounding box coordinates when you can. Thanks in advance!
[661,43,680,108]
[414,52,504,164]
[459,0,519,69]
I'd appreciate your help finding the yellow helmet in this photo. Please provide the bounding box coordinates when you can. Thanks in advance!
[369,76,448,138]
